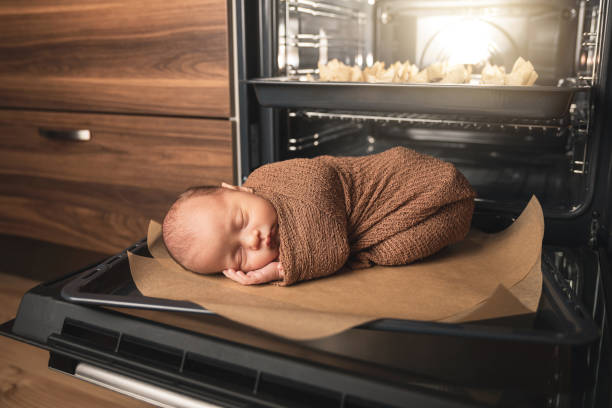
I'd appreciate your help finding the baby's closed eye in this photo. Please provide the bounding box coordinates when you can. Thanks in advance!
[237,210,245,229]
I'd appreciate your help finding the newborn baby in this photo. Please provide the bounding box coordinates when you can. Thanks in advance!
[163,147,476,286]
[162,183,285,285]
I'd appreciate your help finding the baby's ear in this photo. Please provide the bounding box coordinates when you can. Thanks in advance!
[221,182,253,194]
[239,186,254,193]
[221,182,238,191]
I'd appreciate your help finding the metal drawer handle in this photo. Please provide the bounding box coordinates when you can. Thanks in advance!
[39,128,91,141]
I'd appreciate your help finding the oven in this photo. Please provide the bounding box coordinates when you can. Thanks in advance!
[232,0,612,404]
[1,0,611,407]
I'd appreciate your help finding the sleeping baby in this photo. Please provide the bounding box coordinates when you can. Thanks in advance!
[162,147,476,286]
[162,182,284,285]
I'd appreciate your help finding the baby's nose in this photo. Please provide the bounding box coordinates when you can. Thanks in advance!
[245,229,261,250]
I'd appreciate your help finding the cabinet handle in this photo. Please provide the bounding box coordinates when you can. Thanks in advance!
[39,128,91,141]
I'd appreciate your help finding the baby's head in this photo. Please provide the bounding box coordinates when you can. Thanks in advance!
[162,183,279,274]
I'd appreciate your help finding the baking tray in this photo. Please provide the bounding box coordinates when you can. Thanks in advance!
[248,77,587,119]
[60,239,600,345]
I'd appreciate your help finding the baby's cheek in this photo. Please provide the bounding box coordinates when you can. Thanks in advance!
[269,247,280,263]
[248,249,278,271]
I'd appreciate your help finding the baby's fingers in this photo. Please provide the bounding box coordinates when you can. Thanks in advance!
[222,264,283,285]
[222,268,262,285]
[222,268,244,284]
[245,270,278,285]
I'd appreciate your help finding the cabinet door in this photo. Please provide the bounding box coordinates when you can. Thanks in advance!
[0,109,233,253]
[0,0,229,118]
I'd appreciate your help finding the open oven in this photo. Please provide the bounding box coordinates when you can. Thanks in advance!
[232,0,612,405]
[1,0,611,407]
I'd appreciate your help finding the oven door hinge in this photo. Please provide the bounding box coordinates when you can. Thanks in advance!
[589,211,601,248]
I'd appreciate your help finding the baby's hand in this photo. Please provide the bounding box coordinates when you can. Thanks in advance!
[222,262,284,285]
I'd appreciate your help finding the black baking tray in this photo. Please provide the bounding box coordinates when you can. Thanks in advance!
[60,239,600,345]
[248,77,586,119]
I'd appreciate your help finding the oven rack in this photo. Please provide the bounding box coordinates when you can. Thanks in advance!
[286,33,365,48]
[288,110,594,178]
[287,122,363,151]
[295,110,570,134]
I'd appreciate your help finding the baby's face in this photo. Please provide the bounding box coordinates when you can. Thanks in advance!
[179,190,279,274]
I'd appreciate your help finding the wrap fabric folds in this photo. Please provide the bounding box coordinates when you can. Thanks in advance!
[243,147,477,286]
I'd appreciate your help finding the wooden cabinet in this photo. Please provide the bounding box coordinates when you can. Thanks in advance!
[0,0,234,253]
[0,0,230,117]
[0,110,233,253]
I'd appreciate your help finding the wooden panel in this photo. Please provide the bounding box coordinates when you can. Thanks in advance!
[0,109,233,253]
[0,0,230,117]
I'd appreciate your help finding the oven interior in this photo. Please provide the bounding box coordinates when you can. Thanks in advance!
[238,1,612,404]
[265,0,606,217]
[239,3,611,403]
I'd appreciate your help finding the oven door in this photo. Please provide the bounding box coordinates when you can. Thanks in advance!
[0,245,609,408]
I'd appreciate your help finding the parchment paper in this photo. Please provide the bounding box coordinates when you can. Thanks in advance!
[128,196,544,340]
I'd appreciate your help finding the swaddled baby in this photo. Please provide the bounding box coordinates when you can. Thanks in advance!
[162,182,284,285]
[162,147,476,286]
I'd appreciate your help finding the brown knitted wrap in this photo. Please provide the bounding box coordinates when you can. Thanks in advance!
[243,147,476,286]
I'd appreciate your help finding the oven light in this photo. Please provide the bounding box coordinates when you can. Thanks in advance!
[366,53,374,67]
[437,18,495,66]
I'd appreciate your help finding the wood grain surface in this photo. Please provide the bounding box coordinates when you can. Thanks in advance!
[0,109,233,253]
[0,273,152,407]
[0,0,230,117]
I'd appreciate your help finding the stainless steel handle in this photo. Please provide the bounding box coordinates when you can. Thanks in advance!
[39,128,91,141]
[74,363,222,408]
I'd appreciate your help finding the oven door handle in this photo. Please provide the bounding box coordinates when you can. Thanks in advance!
[74,362,222,408]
